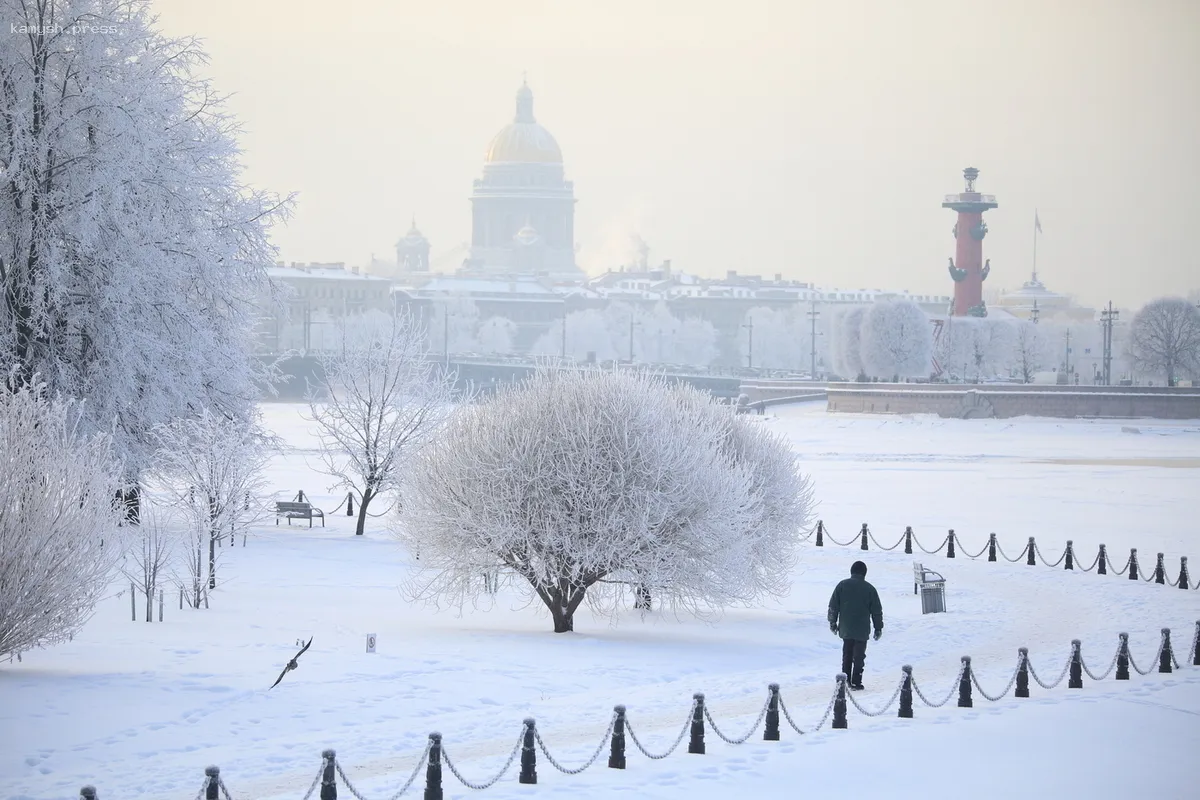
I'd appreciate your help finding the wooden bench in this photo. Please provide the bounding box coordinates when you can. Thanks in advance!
[275,500,325,528]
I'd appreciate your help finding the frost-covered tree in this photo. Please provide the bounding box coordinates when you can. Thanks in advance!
[310,311,456,536]
[427,296,480,356]
[0,0,291,515]
[476,316,517,355]
[121,510,175,622]
[531,308,619,361]
[149,409,272,598]
[739,307,809,371]
[940,318,1014,381]
[0,383,124,659]
[1129,297,1200,386]
[396,368,813,633]
[859,301,932,380]
[836,307,867,379]
[1012,320,1052,383]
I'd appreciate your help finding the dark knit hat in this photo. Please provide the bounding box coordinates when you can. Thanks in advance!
[851,561,868,576]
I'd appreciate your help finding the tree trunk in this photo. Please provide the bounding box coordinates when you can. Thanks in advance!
[355,489,373,536]
[208,495,218,589]
[634,584,652,610]
[145,583,153,622]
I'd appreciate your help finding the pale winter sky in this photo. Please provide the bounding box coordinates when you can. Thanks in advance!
[152,0,1199,308]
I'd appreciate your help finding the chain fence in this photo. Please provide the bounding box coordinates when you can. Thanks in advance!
[535,715,616,775]
[822,524,861,547]
[625,703,697,760]
[92,626,1197,799]
[703,695,771,744]
[914,533,951,556]
[442,728,526,790]
[866,527,906,552]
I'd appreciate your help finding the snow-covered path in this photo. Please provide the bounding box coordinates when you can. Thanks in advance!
[1,405,1197,799]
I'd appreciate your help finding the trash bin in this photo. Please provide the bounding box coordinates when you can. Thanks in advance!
[920,579,946,614]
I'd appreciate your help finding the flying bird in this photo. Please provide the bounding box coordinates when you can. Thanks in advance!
[270,636,312,689]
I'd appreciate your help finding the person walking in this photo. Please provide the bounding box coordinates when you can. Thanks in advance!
[827,560,883,691]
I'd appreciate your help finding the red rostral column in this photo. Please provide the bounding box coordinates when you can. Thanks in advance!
[942,167,998,317]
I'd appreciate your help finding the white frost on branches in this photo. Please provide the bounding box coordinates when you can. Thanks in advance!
[0,1,291,490]
[0,384,125,659]
[1129,297,1200,385]
[859,301,933,380]
[148,409,273,605]
[309,311,456,535]
[835,307,866,379]
[1012,320,1053,383]
[395,368,813,632]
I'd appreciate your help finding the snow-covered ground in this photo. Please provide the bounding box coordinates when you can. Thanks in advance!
[2,404,1198,800]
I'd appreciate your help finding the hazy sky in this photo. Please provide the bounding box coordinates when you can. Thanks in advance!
[153,0,1199,307]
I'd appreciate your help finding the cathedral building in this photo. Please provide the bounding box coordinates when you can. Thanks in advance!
[461,81,582,281]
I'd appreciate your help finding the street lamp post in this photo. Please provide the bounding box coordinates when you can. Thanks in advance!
[743,317,754,369]
[807,299,820,379]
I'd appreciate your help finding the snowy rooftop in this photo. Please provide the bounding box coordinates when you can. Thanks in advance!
[267,264,389,282]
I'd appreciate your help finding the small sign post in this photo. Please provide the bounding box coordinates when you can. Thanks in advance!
[366,634,377,654]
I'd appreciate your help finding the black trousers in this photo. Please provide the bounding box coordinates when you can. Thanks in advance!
[841,638,868,684]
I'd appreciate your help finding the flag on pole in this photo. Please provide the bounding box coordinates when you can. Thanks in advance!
[1035,210,1043,234]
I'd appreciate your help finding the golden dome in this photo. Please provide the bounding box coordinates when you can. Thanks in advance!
[484,82,563,164]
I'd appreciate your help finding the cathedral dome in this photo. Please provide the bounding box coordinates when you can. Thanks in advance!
[484,82,563,164]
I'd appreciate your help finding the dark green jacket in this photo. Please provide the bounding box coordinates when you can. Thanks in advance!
[827,575,883,641]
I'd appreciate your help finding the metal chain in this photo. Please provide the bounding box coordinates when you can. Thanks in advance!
[1127,639,1163,676]
[217,778,235,800]
[534,715,616,775]
[1077,549,1101,573]
[995,539,1029,563]
[845,677,904,716]
[1081,644,1121,682]
[703,695,771,744]
[911,664,965,708]
[1028,651,1073,690]
[194,778,209,800]
[866,527,906,552]
[326,495,349,515]
[823,525,860,547]
[1112,555,1131,577]
[442,728,525,790]
[970,662,1020,702]
[958,538,990,559]
[777,687,834,735]
[625,702,697,760]
[1142,567,1160,584]
[1035,542,1067,568]
[381,744,430,800]
[300,760,326,800]
[797,522,820,541]
[366,501,397,518]
[915,534,950,556]
[335,762,371,800]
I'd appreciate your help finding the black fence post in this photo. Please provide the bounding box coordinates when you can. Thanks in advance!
[987,533,996,562]
[1015,648,1030,697]
[1116,634,1130,680]
[609,706,626,768]
[832,674,848,729]
[1064,540,1074,571]
[898,666,913,718]
[947,530,956,559]
[816,520,824,547]
[80,787,97,800]
[688,693,706,754]
[1192,621,1200,667]
[1068,640,1083,689]
[1129,548,1139,581]
[320,750,337,800]
[1158,629,1173,674]
[1154,553,1165,585]
[346,492,355,517]
[204,766,220,800]
[904,526,913,555]
[957,657,973,707]
[764,684,780,741]
[860,523,869,551]
[519,719,538,784]
[425,733,442,800]
[1098,544,1108,575]
[1179,557,1190,591]
[1027,537,1036,566]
